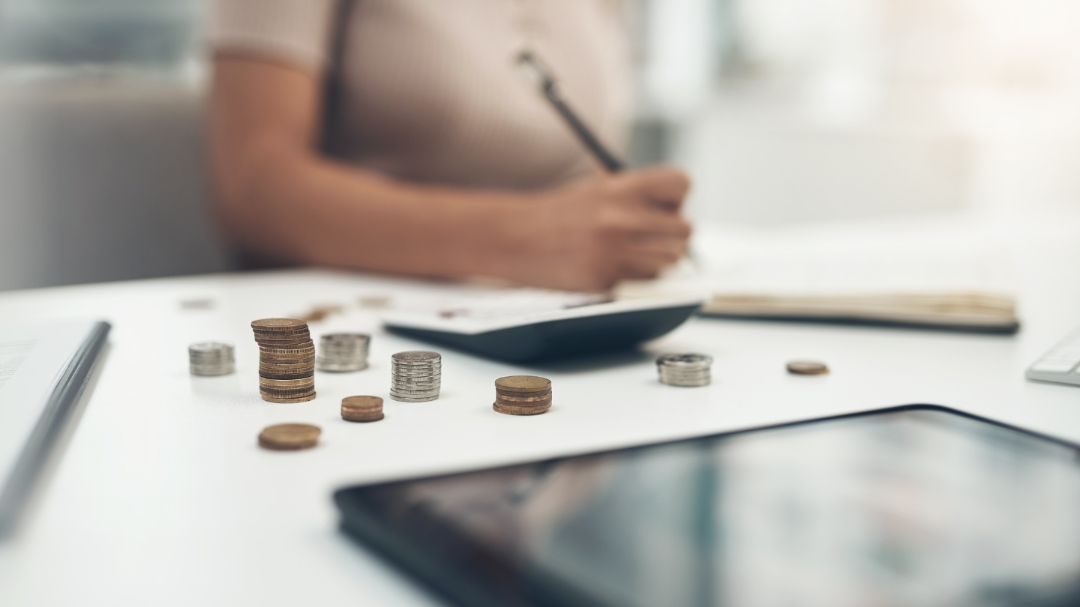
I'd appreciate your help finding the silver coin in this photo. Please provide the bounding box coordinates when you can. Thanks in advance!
[656,353,713,367]
[390,395,440,403]
[317,362,369,372]
[392,351,440,362]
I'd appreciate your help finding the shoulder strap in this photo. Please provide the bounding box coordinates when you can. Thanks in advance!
[320,0,357,154]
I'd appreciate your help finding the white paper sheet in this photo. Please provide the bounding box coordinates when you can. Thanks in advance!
[0,321,100,499]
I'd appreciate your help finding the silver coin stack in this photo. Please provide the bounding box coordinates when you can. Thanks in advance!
[188,342,235,376]
[316,333,370,372]
[390,351,441,402]
[656,353,713,387]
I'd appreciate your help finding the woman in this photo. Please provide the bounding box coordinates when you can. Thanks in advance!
[208,0,691,292]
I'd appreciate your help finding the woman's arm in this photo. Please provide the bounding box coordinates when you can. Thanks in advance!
[209,56,691,292]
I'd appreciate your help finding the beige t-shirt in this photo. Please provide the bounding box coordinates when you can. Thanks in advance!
[209,0,634,190]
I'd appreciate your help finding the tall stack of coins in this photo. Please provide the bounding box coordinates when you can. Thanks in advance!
[188,342,235,376]
[316,333,370,372]
[341,395,384,422]
[390,351,441,402]
[494,375,552,416]
[252,319,316,403]
[656,353,713,387]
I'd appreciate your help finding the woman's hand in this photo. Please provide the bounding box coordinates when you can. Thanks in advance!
[504,167,693,292]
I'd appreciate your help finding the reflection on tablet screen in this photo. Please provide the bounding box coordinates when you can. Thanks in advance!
[336,408,1080,607]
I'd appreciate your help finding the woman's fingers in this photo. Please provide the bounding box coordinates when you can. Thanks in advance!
[609,166,692,209]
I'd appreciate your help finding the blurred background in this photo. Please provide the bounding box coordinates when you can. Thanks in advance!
[1,0,1079,291]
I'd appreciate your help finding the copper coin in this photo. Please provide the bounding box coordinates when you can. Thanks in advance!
[786,360,830,376]
[493,402,550,416]
[258,423,321,450]
[494,391,552,403]
[494,375,551,394]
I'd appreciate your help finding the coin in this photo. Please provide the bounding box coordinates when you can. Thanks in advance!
[259,377,313,384]
[251,318,309,332]
[786,360,829,375]
[656,353,713,367]
[258,423,321,450]
[494,392,552,403]
[342,395,383,409]
[493,402,550,416]
[392,351,440,362]
[495,375,551,393]
[260,393,317,403]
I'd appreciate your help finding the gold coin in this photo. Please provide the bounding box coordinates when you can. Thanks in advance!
[493,402,550,416]
[786,360,830,376]
[260,370,316,378]
[260,388,316,398]
[260,380,315,391]
[251,318,309,331]
[495,399,552,409]
[494,391,552,403]
[260,392,317,403]
[341,406,384,423]
[494,375,551,393]
[258,423,321,450]
[342,395,383,410]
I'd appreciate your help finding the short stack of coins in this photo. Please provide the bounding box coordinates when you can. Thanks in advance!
[341,395,384,422]
[494,375,552,416]
[252,318,316,403]
[188,342,235,376]
[316,333,370,372]
[656,353,713,387]
[389,351,441,402]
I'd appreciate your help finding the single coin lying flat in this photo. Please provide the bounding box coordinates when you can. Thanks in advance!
[786,360,830,376]
[258,423,321,451]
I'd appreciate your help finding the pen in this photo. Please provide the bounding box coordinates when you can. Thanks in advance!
[517,51,626,173]
[518,50,698,267]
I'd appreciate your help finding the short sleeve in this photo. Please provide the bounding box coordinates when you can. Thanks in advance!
[206,0,338,72]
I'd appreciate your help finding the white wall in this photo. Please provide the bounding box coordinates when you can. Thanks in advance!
[0,71,229,290]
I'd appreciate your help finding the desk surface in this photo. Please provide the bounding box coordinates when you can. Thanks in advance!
[1,211,1079,606]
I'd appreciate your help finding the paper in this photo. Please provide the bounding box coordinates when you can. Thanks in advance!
[0,321,99,507]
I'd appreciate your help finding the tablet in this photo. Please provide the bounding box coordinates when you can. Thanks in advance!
[335,406,1080,607]
[382,294,704,362]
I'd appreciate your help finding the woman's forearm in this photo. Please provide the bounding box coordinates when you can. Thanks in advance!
[222,144,532,280]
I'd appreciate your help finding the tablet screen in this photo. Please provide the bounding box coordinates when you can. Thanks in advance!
[335,408,1080,607]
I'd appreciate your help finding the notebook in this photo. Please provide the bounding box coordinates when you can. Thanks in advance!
[618,222,1019,333]
[0,320,110,538]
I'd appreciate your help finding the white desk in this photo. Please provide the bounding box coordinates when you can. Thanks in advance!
[1,211,1079,606]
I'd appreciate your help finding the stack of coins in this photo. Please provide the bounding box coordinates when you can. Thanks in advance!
[188,342,235,376]
[390,351,441,402]
[316,333,370,372]
[656,353,713,387]
[341,395,384,422]
[494,375,552,416]
[252,319,316,403]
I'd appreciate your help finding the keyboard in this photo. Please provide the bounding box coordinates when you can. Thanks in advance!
[1026,327,1080,386]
